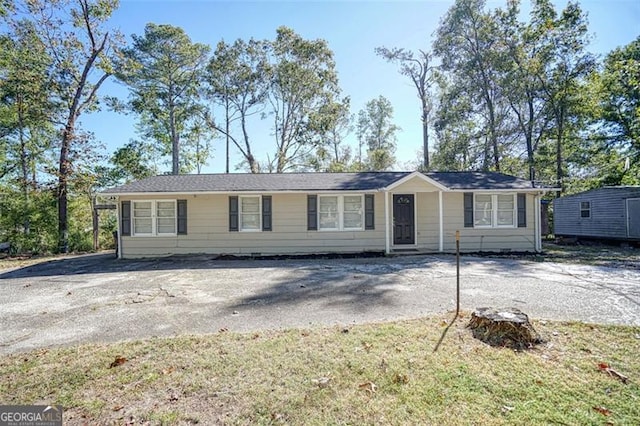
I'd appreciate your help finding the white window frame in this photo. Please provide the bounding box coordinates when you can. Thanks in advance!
[132,200,177,237]
[318,194,364,231]
[239,195,262,232]
[473,193,517,229]
[580,201,591,219]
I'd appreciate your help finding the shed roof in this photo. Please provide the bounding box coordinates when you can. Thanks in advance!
[101,171,540,195]
[555,186,640,200]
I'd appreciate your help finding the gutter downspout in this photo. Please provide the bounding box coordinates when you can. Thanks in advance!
[384,190,390,255]
[438,190,444,252]
[115,196,122,259]
[534,193,541,252]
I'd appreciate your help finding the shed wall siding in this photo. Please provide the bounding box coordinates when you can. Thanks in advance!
[554,188,640,240]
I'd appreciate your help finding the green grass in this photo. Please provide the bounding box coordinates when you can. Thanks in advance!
[1,314,638,425]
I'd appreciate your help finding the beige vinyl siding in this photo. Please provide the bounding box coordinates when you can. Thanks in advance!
[391,175,441,193]
[415,192,439,251]
[440,192,536,252]
[120,193,386,258]
[119,189,539,257]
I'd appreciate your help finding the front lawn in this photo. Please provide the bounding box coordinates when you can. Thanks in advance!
[1,314,638,425]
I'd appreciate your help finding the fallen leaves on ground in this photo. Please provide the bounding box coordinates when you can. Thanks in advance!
[358,381,377,394]
[109,356,127,368]
[597,362,629,384]
[592,406,612,416]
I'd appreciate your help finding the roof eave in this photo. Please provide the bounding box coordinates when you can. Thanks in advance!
[100,188,383,196]
[382,171,450,191]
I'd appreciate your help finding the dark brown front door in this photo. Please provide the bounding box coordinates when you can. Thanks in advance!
[393,194,415,245]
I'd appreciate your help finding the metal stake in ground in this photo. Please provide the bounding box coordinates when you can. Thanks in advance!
[456,230,460,316]
[433,230,462,352]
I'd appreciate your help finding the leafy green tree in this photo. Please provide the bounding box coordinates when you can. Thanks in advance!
[432,74,480,171]
[0,20,56,239]
[109,140,157,184]
[530,0,596,195]
[306,99,354,172]
[376,47,437,170]
[494,1,551,182]
[116,23,210,175]
[266,26,346,172]
[433,0,507,171]
[598,36,640,173]
[205,39,269,173]
[356,96,400,171]
[2,0,120,253]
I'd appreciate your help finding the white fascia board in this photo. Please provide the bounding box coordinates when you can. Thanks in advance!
[382,171,449,191]
[103,189,381,197]
[447,188,547,193]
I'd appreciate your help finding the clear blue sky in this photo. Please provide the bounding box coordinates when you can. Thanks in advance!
[83,0,640,173]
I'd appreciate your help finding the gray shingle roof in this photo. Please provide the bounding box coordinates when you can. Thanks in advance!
[425,171,537,190]
[101,171,539,194]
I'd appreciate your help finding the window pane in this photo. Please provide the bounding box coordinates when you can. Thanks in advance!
[134,218,152,234]
[580,201,590,210]
[319,213,338,229]
[156,217,175,234]
[133,201,152,217]
[157,201,175,218]
[497,195,514,210]
[319,196,338,212]
[344,196,362,212]
[497,210,514,226]
[497,195,514,225]
[474,195,492,226]
[319,196,338,229]
[580,210,590,218]
[344,213,362,229]
[242,197,260,213]
[241,214,260,230]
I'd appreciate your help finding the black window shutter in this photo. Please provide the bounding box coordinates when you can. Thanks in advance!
[307,195,318,231]
[262,195,272,231]
[517,193,527,228]
[463,192,474,228]
[364,194,375,230]
[121,200,131,236]
[229,196,239,232]
[177,199,187,235]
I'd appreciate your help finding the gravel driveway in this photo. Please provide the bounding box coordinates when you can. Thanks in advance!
[1,253,638,354]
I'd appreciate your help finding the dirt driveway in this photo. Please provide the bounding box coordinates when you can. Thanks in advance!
[1,253,639,354]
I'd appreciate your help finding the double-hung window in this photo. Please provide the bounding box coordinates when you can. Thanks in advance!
[580,201,591,218]
[240,196,261,231]
[318,195,363,231]
[132,200,176,236]
[474,194,516,228]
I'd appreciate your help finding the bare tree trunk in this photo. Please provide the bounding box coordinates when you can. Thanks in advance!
[241,114,259,173]
[555,119,564,198]
[58,124,72,253]
[170,105,179,175]
[422,103,430,170]
[17,96,30,235]
[526,99,536,183]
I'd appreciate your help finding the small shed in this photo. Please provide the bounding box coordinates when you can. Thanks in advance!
[554,186,640,242]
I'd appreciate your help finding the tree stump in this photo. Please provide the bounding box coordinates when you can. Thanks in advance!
[468,307,542,349]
